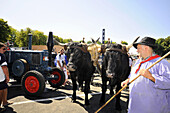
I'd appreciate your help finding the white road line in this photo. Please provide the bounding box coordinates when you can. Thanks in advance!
[12,92,102,106]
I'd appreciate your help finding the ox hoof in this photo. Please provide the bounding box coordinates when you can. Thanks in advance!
[71,99,76,103]
[84,104,91,108]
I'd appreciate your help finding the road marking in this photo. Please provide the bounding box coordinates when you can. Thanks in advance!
[12,92,102,106]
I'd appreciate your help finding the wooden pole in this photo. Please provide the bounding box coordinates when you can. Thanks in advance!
[95,51,170,113]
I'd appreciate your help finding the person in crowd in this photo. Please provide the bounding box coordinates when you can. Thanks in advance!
[55,49,70,86]
[121,37,170,113]
[0,42,12,112]
[128,53,133,68]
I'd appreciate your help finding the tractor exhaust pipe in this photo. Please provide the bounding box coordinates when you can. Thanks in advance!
[47,32,54,66]
[28,33,32,50]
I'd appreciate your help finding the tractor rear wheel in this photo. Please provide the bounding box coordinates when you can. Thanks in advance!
[12,59,29,82]
[48,67,65,88]
[21,70,45,96]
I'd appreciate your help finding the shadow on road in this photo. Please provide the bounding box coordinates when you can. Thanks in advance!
[77,93,128,113]
[7,78,128,113]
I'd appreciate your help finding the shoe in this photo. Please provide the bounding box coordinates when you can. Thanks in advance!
[0,108,6,112]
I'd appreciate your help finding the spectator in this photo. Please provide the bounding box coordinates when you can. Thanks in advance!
[55,49,70,86]
[0,42,12,112]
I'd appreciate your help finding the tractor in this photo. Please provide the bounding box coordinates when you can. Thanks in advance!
[5,32,65,96]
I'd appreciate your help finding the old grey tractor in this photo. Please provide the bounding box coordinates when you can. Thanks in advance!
[5,32,65,96]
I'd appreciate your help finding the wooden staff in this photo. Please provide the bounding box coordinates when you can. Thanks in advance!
[95,51,170,113]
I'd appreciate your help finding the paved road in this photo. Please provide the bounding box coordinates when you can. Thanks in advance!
[4,75,129,113]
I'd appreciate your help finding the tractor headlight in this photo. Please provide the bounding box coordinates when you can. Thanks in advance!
[43,56,49,61]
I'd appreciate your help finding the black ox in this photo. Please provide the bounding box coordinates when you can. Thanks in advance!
[65,42,95,105]
[100,43,131,110]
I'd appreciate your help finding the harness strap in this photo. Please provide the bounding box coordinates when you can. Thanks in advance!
[106,48,127,54]
[70,46,88,53]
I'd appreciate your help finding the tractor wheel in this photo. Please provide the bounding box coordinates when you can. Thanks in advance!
[21,70,45,96]
[12,59,29,79]
[48,67,65,88]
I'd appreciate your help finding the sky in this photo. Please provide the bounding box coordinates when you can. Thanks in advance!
[1,0,170,54]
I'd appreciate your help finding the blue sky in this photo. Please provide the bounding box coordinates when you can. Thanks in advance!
[1,0,170,46]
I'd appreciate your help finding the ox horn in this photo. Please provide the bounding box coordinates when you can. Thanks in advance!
[96,37,100,43]
[53,39,66,47]
[53,39,69,50]
[126,36,140,52]
[91,38,95,43]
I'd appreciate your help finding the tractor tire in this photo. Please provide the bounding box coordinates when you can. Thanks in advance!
[48,67,65,88]
[21,70,45,96]
[12,59,29,78]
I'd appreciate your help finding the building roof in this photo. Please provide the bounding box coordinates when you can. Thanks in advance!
[32,45,64,53]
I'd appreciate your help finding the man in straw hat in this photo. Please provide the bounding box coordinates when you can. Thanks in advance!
[121,37,170,113]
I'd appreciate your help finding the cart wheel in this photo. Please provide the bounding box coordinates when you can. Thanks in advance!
[48,68,65,88]
[22,70,45,96]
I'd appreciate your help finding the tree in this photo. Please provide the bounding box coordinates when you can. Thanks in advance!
[15,28,32,47]
[155,36,170,57]
[164,36,170,54]
[15,28,48,47]
[87,41,92,44]
[9,27,19,46]
[63,38,72,43]
[155,38,164,56]
[121,41,128,45]
[32,30,47,45]
[0,18,11,42]
[53,35,63,43]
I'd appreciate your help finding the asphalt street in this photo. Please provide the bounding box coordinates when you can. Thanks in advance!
[3,75,129,113]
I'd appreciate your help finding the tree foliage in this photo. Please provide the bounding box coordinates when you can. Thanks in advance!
[10,27,19,46]
[15,28,31,47]
[14,28,47,47]
[121,41,128,45]
[155,37,170,57]
[53,35,72,43]
[32,30,47,45]
[0,18,11,42]
[63,38,72,43]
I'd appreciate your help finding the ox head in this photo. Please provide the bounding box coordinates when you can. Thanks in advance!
[103,44,123,82]
[66,42,89,72]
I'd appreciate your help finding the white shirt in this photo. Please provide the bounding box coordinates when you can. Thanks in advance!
[0,54,7,82]
[129,57,133,67]
[56,54,65,68]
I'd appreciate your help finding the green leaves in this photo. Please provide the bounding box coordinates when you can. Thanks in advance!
[0,18,11,42]
[155,37,170,57]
